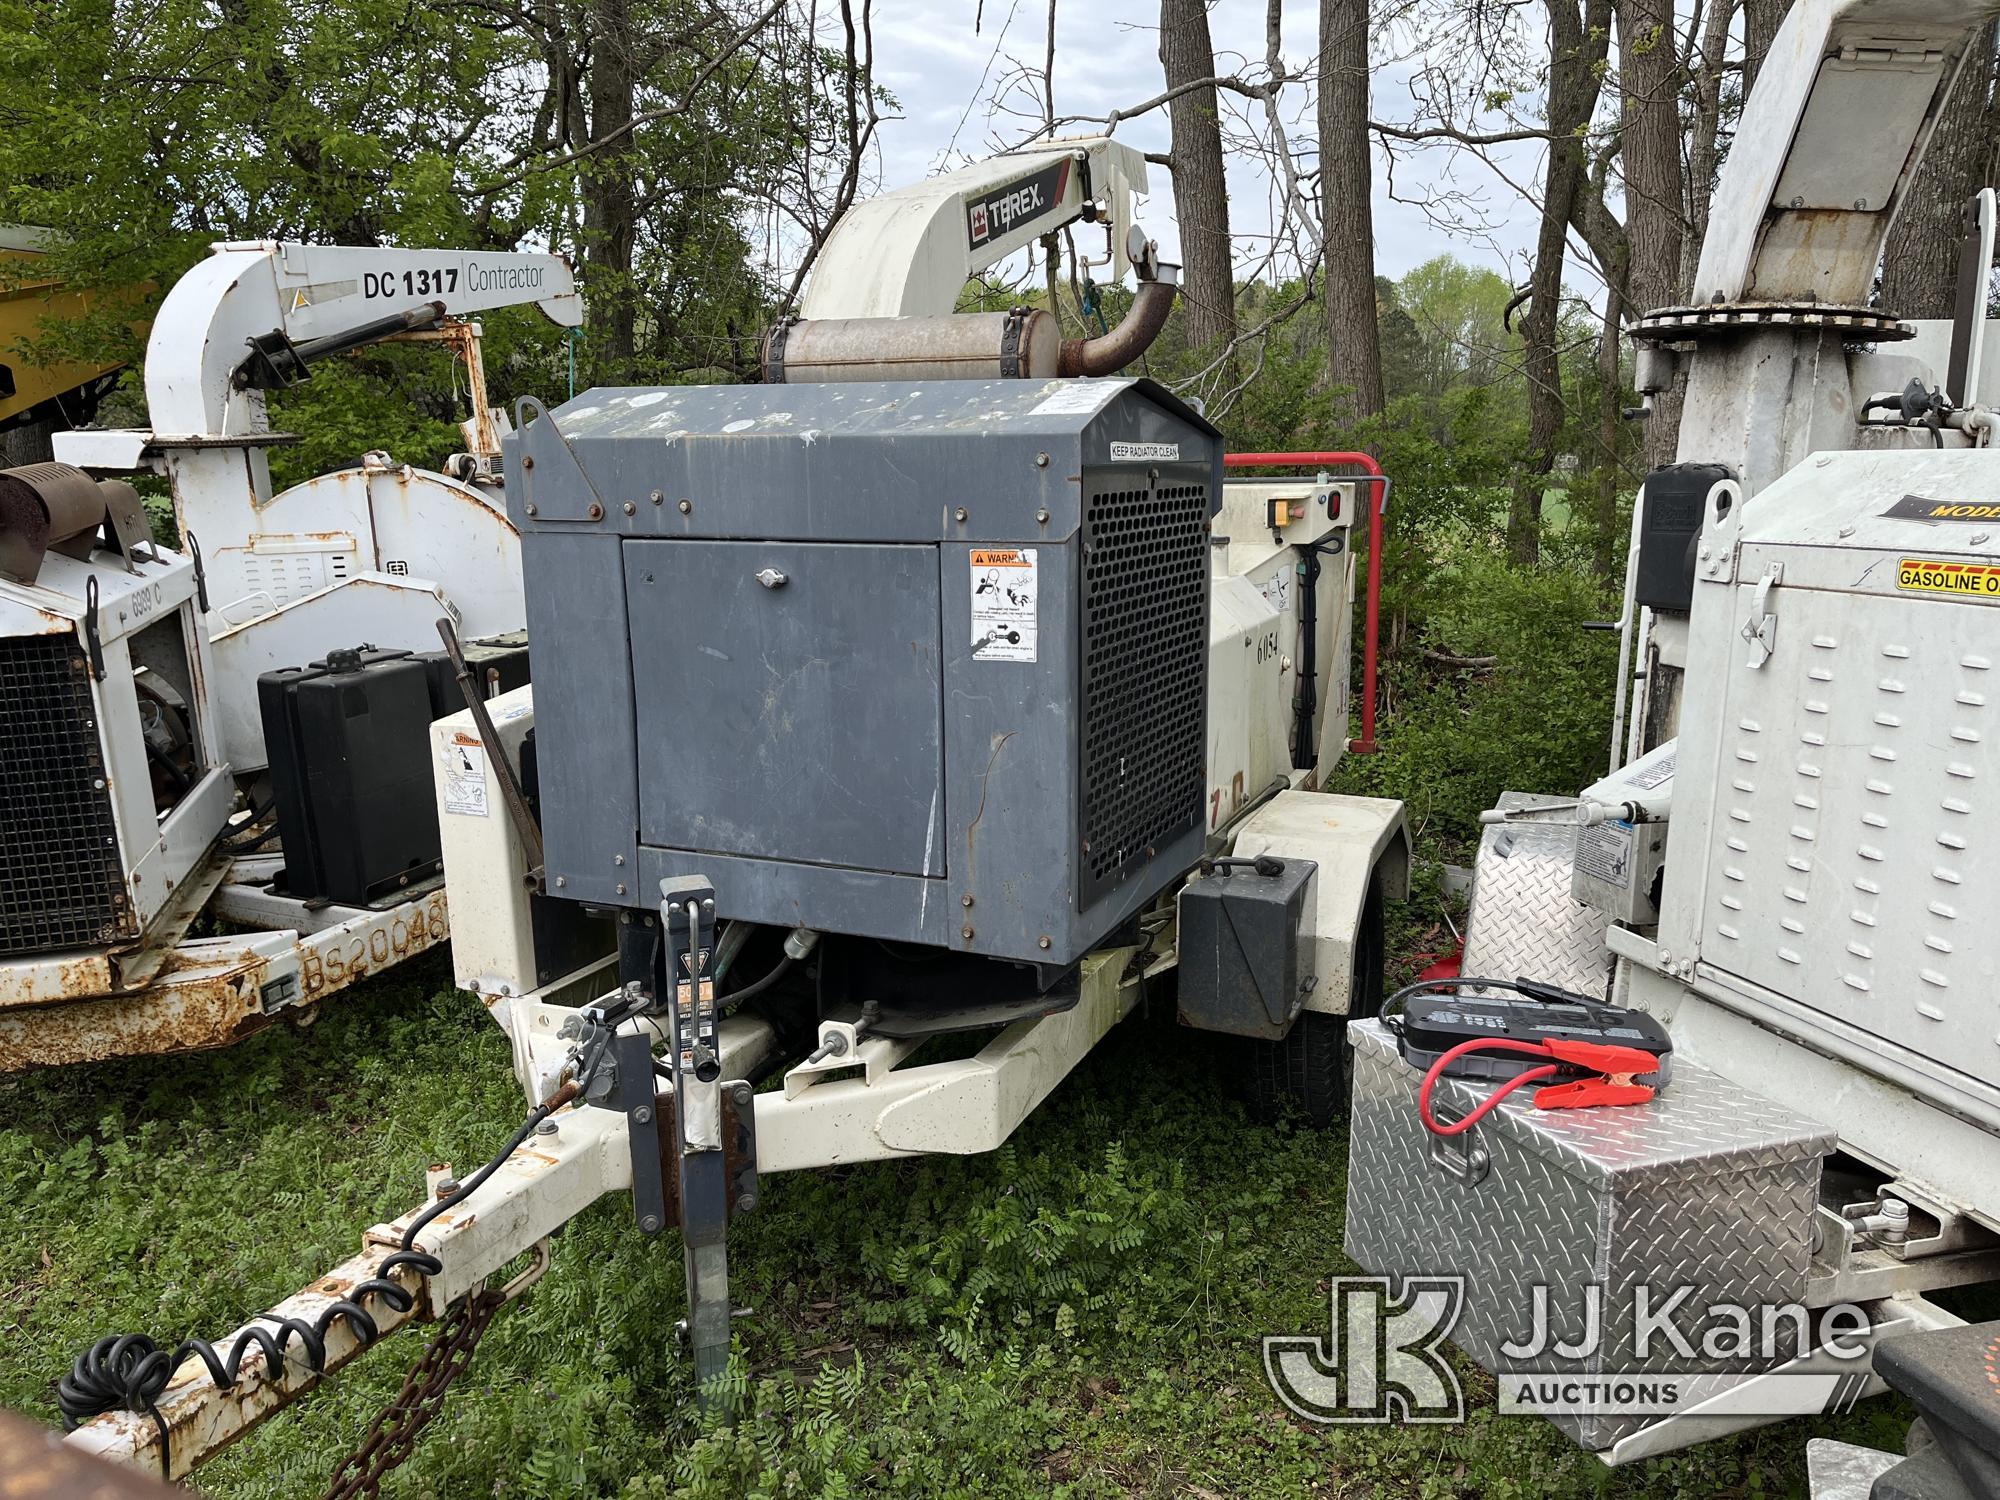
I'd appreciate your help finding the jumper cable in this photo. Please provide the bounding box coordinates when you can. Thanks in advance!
[1417,1036,1662,1137]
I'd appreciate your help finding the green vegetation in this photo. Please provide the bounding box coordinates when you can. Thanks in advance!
[0,958,1908,1497]
[0,23,1892,1482]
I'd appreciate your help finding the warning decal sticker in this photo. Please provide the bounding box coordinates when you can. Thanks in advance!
[1575,821,1634,890]
[1896,557,2000,599]
[442,731,490,816]
[971,548,1038,662]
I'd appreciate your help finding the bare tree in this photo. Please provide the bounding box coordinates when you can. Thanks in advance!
[1506,0,1614,563]
[1681,0,1737,291]
[1740,0,1790,99]
[1615,0,1688,465]
[1159,0,1238,351]
[1882,21,1999,321]
[1320,0,1386,420]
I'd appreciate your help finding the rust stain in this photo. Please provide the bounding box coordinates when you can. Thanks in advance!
[0,967,263,1072]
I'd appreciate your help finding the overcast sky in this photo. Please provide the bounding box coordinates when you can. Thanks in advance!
[862,0,1550,292]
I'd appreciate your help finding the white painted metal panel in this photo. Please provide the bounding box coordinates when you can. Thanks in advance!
[1701,582,1999,1089]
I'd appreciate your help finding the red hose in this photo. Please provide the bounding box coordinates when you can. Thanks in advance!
[1223,451,1386,753]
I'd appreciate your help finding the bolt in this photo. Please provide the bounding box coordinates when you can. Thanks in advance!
[435,1178,460,1200]
[736,1191,759,1213]
[536,1119,560,1137]
[1036,508,1050,524]
[678,498,693,514]
[1038,935,1051,950]
[961,925,975,940]
[525,503,539,517]
[731,1081,754,1106]
[523,455,535,470]
[1035,452,1049,468]
[586,502,604,520]
[622,500,636,516]
[651,490,665,505]
[633,1105,653,1124]
[614,854,626,866]
[954,507,969,523]
[960,894,974,908]
[1081,839,1092,853]
[555,875,567,888]
[616,883,627,896]
[640,1214,662,1232]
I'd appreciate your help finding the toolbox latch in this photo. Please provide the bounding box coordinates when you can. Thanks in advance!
[1426,1103,1490,1186]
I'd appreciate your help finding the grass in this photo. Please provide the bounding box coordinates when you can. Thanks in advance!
[0,940,1912,1498]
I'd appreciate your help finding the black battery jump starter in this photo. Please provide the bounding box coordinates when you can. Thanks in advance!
[1385,976,1675,1085]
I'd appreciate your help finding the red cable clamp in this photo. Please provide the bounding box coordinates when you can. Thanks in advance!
[1418,1036,1661,1136]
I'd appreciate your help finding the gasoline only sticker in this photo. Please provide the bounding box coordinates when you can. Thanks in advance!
[971,548,1037,662]
[1897,557,2000,598]
[442,732,490,816]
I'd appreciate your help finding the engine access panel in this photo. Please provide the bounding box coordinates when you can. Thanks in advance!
[506,377,1223,968]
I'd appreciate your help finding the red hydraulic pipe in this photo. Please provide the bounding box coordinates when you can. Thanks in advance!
[1223,451,1388,754]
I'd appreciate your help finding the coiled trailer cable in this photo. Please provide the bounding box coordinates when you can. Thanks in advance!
[57,1078,581,1477]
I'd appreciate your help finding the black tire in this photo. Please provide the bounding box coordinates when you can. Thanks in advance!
[1242,868,1386,1126]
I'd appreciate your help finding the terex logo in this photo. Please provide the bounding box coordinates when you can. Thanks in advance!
[965,160,1069,250]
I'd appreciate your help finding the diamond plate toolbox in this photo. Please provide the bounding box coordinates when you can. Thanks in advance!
[1343,1019,1834,1450]
[1461,791,1614,1000]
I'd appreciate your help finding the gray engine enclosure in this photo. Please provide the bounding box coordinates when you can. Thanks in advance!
[507,378,1222,967]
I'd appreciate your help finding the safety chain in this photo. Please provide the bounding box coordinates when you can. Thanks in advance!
[321,1284,505,1500]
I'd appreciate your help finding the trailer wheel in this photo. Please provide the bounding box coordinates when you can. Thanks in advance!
[1242,869,1385,1127]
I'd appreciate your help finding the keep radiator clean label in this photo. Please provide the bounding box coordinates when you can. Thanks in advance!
[1896,557,2000,598]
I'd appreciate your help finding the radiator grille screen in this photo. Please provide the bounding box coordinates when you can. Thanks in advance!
[0,633,129,958]
[1078,475,1209,908]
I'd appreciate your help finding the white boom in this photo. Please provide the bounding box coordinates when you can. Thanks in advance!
[56,242,581,770]
[799,136,1149,319]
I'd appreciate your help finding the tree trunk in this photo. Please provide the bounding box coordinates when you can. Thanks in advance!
[1507,0,1614,564]
[1881,21,1999,322]
[1616,0,1687,467]
[1318,0,1385,421]
[1681,0,1735,293]
[1593,278,1625,581]
[583,0,639,376]
[1740,0,1790,100]
[1159,0,1236,352]
[0,417,53,467]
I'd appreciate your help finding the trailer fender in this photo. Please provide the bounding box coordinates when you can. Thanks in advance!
[1227,789,1409,1018]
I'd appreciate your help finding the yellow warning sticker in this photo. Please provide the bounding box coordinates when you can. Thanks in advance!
[1897,558,2000,598]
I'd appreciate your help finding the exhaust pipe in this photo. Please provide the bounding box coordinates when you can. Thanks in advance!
[764,230,1179,385]
[1058,265,1178,377]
